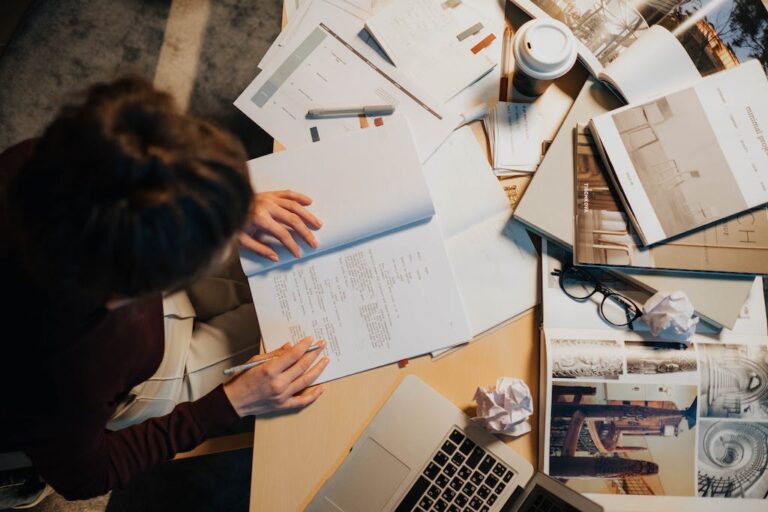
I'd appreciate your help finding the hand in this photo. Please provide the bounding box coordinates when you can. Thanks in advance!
[223,337,329,417]
[239,190,323,262]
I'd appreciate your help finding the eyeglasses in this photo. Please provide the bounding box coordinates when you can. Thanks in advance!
[552,266,643,328]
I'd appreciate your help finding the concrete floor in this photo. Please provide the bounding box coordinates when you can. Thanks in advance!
[0,1,281,510]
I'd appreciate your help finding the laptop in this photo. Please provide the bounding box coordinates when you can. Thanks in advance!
[308,375,602,512]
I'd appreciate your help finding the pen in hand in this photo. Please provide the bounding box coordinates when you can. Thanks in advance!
[223,344,326,376]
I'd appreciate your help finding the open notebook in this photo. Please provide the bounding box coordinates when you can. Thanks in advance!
[241,121,539,381]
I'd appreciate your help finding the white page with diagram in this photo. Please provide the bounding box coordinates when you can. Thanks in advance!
[365,0,496,103]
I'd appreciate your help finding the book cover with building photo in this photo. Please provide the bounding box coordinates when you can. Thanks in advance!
[589,59,768,246]
[573,124,768,274]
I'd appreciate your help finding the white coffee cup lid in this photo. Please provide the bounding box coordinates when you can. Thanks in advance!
[513,19,577,80]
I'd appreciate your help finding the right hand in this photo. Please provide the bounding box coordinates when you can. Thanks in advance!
[223,337,329,417]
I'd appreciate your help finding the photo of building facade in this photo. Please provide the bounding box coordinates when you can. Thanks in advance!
[551,338,624,379]
[625,341,697,375]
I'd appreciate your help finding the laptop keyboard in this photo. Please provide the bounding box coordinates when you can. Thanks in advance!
[395,427,515,512]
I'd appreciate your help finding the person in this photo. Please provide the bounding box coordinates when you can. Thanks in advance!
[0,76,328,506]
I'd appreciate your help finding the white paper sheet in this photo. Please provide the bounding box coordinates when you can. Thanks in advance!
[262,0,385,72]
[240,120,433,275]
[248,217,473,383]
[599,25,700,104]
[365,0,496,103]
[486,101,545,172]
[235,23,460,162]
[423,126,539,335]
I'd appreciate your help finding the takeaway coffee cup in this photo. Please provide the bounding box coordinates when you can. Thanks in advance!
[512,19,577,97]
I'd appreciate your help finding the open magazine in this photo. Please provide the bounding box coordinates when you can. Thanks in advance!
[512,0,768,103]
[540,241,768,501]
[589,60,768,246]
[573,124,768,274]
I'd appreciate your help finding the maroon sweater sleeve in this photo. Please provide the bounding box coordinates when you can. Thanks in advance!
[27,385,240,500]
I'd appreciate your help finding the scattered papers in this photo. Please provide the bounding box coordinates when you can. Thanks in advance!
[365,0,496,103]
[472,377,533,437]
[485,101,545,174]
[235,23,460,162]
[642,291,700,340]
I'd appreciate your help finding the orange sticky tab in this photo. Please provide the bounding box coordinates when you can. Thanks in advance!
[471,33,496,54]
[374,117,384,127]
[359,114,370,129]
[397,359,409,368]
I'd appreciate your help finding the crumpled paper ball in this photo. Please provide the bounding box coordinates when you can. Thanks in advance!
[472,377,533,437]
[642,290,699,339]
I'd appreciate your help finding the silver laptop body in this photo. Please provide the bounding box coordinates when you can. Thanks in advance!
[308,375,602,512]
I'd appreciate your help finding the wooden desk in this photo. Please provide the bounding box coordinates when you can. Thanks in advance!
[249,4,586,510]
[250,309,541,511]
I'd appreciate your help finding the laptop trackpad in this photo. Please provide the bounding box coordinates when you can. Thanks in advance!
[324,437,411,512]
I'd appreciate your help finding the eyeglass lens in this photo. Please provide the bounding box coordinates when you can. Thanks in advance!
[601,293,640,326]
[560,267,598,300]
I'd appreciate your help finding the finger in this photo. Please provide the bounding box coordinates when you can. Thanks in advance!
[283,356,329,397]
[279,385,325,410]
[238,233,279,262]
[278,190,313,205]
[277,198,323,229]
[266,336,314,374]
[281,340,327,382]
[262,217,303,258]
[271,207,319,249]
[239,342,290,366]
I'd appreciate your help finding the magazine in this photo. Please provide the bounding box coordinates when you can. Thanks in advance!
[589,60,768,246]
[573,124,768,274]
[542,328,768,499]
[511,0,768,103]
[540,241,768,501]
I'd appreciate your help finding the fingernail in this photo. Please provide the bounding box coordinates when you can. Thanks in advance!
[318,339,327,347]
[310,237,318,248]
[270,254,279,262]
[322,357,330,365]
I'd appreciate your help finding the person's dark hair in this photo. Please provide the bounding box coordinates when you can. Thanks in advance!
[7,76,253,300]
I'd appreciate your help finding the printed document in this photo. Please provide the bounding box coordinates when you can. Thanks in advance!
[365,0,495,103]
[235,23,460,162]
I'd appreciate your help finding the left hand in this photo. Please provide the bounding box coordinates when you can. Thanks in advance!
[239,190,323,262]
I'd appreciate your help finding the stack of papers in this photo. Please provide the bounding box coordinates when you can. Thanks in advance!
[485,101,545,174]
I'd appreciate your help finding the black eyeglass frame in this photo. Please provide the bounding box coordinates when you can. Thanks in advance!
[551,266,644,329]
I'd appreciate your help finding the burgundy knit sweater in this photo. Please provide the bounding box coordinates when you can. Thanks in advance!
[0,141,240,500]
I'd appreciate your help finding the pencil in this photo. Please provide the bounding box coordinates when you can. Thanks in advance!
[499,27,513,101]
[223,344,324,376]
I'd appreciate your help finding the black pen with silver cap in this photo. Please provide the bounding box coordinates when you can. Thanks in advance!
[306,104,396,118]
